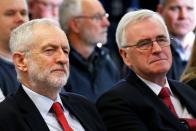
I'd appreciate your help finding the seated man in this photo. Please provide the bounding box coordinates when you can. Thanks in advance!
[0,19,106,131]
[59,0,120,102]
[157,0,196,80]
[0,0,29,100]
[97,9,196,131]
[28,0,62,23]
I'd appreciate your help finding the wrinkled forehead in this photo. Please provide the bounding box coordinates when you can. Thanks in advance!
[124,18,169,43]
[126,17,168,34]
[81,0,106,15]
[164,0,195,7]
[32,24,69,48]
[0,0,28,11]
[34,0,63,4]
[47,0,63,4]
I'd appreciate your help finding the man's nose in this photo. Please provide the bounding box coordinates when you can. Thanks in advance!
[56,49,69,64]
[151,41,162,53]
[15,13,26,23]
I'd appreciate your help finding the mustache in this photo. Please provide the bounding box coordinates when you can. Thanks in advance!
[50,64,69,73]
[101,28,108,33]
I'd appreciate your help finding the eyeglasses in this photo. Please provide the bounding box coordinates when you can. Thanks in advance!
[122,36,170,50]
[75,13,109,21]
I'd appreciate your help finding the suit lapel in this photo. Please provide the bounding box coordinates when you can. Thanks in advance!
[61,94,92,131]
[169,81,196,117]
[126,72,181,128]
[15,86,50,131]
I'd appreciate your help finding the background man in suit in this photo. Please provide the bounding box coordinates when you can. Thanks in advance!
[157,0,196,80]
[0,0,29,101]
[0,19,106,131]
[28,0,63,23]
[97,9,196,131]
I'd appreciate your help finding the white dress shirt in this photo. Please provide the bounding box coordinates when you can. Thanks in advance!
[0,88,5,102]
[137,75,193,119]
[182,31,195,61]
[22,85,85,131]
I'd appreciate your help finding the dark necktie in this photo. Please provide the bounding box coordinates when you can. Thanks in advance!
[159,87,177,115]
[52,102,73,131]
[159,87,196,130]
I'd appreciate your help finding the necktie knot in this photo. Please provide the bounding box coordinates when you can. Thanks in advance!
[52,102,64,116]
[159,87,170,99]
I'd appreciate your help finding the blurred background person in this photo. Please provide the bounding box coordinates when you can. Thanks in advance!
[59,0,120,103]
[28,0,62,25]
[180,33,196,90]
[157,0,196,80]
[0,0,29,100]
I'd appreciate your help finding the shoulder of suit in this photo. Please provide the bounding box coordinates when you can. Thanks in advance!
[60,92,93,105]
[168,79,195,92]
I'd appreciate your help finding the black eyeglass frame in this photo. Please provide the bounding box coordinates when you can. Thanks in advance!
[74,13,109,21]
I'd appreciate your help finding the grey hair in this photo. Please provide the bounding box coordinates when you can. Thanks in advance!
[116,9,170,48]
[159,0,168,6]
[10,18,60,80]
[9,18,59,53]
[59,0,82,32]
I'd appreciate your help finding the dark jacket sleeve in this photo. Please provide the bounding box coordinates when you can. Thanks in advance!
[96,91,149,131]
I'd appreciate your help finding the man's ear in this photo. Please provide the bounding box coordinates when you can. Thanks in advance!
[119,48,132,68]
[156,4,164,14]
[68,19,80,33]
[28,0,35,14]
[12,52,28,72]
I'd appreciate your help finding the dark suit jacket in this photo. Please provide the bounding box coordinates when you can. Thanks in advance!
[167,38,187,80]
[186,78,196,91]
[96,71,196,131]
[0,85,106,131]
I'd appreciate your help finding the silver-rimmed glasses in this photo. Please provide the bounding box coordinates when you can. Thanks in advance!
[74,13,109,21]
[122,35,171,50]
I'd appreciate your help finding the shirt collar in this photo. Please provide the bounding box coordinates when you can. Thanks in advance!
[22,85,64,118]
[137,75,172,96]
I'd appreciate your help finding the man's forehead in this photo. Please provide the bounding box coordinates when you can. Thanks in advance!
[82,0,105,14]
[0,0,27,11]
[36,0,62,4]
[165,0,195,6]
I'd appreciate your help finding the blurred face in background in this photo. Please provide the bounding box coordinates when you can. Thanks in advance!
[0,0,29,44]
[158,0,196,39]
[75,0,110,46]
[29,0,63,21]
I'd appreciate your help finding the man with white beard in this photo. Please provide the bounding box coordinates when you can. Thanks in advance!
[59,0,120,102]
[0,19,106,131]
[0,0,29,101]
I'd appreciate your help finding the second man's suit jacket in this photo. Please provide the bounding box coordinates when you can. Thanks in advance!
[97,71,196,131]
[0,85,107,131]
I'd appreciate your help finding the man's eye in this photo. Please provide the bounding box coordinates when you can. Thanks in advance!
[157,37,168,43]
[93,15,101,20]
[138,41,150,46]
[63,50,69,54]
[5,11,15,16]
[20,10,28,16]
[169,6,180,11]
[187,6,194,11]
[44,49,55,55]
[157,38,166,42]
